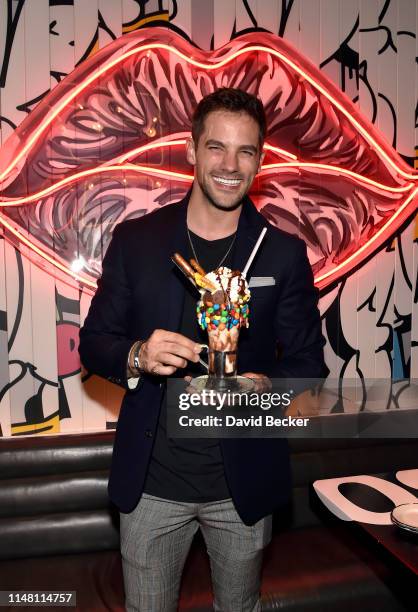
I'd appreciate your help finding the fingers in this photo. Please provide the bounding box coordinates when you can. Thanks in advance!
[141,330,202,375]
[242,372,268,380]
[164,341,200,363]
[155,330,202,354]
[242,372,272,392]
[158,352,188,370]
[152,363,177,376]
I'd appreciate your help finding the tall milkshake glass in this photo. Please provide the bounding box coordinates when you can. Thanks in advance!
[197,267,250,390]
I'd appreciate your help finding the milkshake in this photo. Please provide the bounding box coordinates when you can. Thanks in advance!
[196,266,250,387]
[172,227,266,391]
[172,253,251,390]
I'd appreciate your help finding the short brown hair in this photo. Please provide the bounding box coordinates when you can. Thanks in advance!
[191,88,266,149]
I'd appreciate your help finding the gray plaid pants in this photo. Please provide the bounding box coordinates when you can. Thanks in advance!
[120,494,272,612]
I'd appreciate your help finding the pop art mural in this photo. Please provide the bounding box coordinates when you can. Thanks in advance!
[0,0,416,436]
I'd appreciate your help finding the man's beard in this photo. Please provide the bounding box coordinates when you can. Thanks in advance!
[200,177,248,212]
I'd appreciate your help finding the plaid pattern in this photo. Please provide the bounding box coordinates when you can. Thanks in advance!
[120,494,272,611]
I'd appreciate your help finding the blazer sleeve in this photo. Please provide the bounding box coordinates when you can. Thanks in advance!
[268,239,329,380]
[78,224,138,391]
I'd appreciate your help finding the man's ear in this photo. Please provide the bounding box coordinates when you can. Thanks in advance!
[186,137,197,166]
[257,150,265,173]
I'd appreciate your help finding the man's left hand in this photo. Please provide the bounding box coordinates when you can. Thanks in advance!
[241,372,272,392]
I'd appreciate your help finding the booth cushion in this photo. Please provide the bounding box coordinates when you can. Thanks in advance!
[0,526,413,612]
[0,432,417,611]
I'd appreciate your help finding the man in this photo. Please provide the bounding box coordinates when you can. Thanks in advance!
[79,88,328,611]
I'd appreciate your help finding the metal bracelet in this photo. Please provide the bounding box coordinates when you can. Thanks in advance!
[132,340,145,373]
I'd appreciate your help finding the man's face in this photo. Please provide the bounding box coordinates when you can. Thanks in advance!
[187,110,265,211]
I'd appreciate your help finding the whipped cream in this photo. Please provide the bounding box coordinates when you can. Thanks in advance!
[204,266,250,304]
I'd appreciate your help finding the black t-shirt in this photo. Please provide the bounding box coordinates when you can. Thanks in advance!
[143,230,236,502]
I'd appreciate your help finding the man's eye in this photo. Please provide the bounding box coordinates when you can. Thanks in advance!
[241,150,254,156]
[209,146,221,150]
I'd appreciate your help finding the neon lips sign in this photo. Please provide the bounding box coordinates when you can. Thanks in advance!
[0,28,416,293]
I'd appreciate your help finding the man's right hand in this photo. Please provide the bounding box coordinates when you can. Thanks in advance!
[138,330,202,376]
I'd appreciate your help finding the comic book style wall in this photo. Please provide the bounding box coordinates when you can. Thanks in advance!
[0,0,416,437]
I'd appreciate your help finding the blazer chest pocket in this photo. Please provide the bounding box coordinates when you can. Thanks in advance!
[249,276,276,288]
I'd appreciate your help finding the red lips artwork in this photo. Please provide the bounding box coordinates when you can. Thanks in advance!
[0,27,416,294]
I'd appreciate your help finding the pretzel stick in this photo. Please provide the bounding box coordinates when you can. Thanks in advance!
[172,253,197,285]
[172,253,217,292]
[189,258,206,276]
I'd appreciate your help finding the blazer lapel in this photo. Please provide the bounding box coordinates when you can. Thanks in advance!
[166,194,190,332]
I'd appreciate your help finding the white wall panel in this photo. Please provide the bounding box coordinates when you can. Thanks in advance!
[99,0,122,46]
[74,0,99,65]
[0,0,416,436]
[170,0,192,40]
[256,0,280,34]
[213,0,235,48]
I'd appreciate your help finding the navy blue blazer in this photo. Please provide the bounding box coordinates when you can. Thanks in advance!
[79,191,328,525]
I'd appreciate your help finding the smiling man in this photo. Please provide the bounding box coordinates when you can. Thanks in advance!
[79,88,328,612]
[188,107,263,216]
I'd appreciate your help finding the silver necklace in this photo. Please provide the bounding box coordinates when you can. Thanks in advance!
[187,227,237,269]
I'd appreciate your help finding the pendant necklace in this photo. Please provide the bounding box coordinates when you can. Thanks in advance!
[187,227,237,270]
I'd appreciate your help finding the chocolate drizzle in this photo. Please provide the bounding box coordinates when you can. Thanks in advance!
[197,266,250,333]
[215,268,230,308]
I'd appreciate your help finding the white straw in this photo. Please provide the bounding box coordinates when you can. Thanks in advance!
[242,227,267,278]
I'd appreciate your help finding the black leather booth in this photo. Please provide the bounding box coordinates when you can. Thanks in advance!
[0,432,416,611]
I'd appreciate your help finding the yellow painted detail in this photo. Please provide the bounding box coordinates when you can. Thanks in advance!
[89,40,99,57]
[123,13,168,34]
[12,414,60,436]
